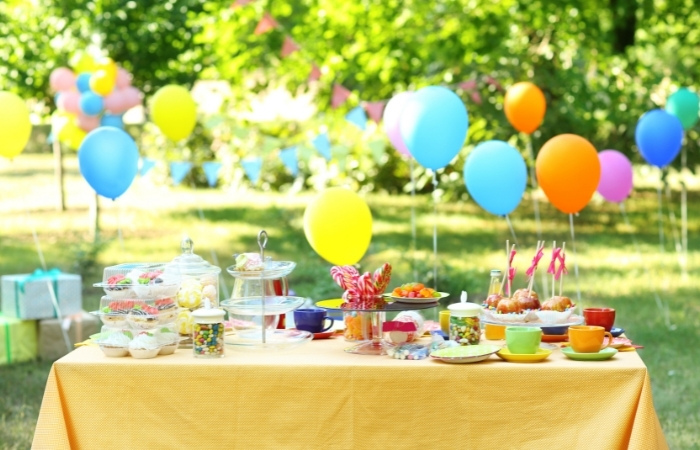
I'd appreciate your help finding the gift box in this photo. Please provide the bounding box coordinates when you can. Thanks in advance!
[0,314,38,365]
[38,311,99,361]
[1,269,82,320]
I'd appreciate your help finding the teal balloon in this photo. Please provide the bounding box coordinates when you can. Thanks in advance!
[463,140,527,216]
[78,127,139,200]
[399,86,468,170]
[666,88,699,130]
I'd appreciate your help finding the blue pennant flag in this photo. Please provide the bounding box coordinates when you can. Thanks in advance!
[345,106,367,131]
[47,131,55,144]
[140,158,156,177]
[312,132,331,160]
[202,161,223,187]
[279,146,298,176]
[241,158,263,184]
[170,161,193,186]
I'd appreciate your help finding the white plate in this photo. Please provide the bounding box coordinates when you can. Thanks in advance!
[383,292,449,304]
[226,261,296,280]
[224,329,312,351]
[430,344,501,364]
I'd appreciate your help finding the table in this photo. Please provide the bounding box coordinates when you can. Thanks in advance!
[32,337,667,449]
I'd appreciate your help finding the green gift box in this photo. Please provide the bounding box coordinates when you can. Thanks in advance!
[1,269,82,320]
[0,314,38,365]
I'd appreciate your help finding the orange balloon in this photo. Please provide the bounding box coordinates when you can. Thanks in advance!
[536,134,601,214]
[504,82,546,134]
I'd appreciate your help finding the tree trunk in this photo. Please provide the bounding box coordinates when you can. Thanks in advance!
[52,139,65,211]
[89,192,100,244]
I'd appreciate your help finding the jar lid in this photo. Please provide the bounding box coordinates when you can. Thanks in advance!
[191,307,225,321]
[165,236,222,276]
[447,302,482,316]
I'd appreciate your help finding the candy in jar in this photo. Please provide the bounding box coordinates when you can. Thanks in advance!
[447,302,482,345]
[191,305,225,358]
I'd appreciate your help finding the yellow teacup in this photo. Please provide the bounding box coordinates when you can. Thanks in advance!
[568,325,614,353]
[484,323,506,340]
[439,310,450,334]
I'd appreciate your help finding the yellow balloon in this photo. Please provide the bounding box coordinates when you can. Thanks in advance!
[58,118,86,150]
[72,52,98,73]
[96,57,118,81]
[66,127,87,150]
[303,188,373,265]
[89,69,116,96]
[0,91,32,159]
[150,85,197,141]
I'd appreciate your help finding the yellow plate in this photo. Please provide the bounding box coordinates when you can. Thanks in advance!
[315,299,344,310]
[497,347,552,362]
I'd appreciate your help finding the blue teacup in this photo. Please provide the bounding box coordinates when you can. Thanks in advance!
[293,308,334,333]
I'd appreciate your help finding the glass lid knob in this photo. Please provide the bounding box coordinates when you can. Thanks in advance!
[181,235,194,254]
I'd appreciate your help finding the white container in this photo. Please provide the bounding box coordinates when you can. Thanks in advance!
[447,302,482,345]
[192,306,225,358]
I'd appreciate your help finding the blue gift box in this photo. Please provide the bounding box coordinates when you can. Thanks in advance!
[1,269,82,320]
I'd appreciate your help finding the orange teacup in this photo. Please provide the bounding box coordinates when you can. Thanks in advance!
[568,325,614,353]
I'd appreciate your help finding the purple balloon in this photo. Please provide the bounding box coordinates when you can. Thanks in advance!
[383,92,413,158]
[597,150,633,203]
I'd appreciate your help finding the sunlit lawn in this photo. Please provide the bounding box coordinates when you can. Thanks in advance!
[0,154,698,448]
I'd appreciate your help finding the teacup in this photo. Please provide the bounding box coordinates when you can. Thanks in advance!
[485,323,506,340]
[505,327,542,354]
[294,308,334,333]
[568,325,614,353]
[439,310,450,334]
[583,308,616,332]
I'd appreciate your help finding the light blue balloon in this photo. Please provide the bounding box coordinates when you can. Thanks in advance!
[398,86,468,170]
[100,114,124,129]
[464,140,527,216]
[635,109,684,168]
[78,127,139,200]
[76,73,92,93]
[79,91,104,116]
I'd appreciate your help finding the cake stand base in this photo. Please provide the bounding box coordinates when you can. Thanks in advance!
[344,339,395,356]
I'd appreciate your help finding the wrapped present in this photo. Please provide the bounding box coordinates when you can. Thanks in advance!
[1,269,82,320]
[38,311,99,361]
[0,314,38,365]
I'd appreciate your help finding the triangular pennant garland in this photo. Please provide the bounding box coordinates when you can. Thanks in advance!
[202,161,223,187]
[309,64,322,82]
[364,101,385,123]
[254,12,278,35]
[170,161,193,186]
[345,106,368,131]
[279,146,299,176]
[231,0,254,7]
[312,132,331,160]
[333,145,351,173]
[458,80,477,91]
[367,140,386,164]
[281,36,300,58]
[140,157,156,177]
[241,158,263,184]
[331,83,351,109]
[470,91,483,105]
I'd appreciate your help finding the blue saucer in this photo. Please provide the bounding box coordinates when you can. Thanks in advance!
[540,324,570,335]
[610,327,624,337]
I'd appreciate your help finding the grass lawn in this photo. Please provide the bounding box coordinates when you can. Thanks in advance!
[0,154,699,449]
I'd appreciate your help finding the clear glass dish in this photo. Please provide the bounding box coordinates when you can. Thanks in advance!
[224,328,312,352]
[220,296,306,316]
[226,261,296,280]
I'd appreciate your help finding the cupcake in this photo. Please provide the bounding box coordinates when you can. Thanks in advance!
[157,328,179,355]
[155,298,178,324]
[96,330,132,357]
[132,270,180,299]
[128,333,160,359]
[99,300,132,326]
[128,304,160,330]
[104,274,135,299]
[234,253,264,271]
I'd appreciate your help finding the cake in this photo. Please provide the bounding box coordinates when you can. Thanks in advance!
[155,298,178,324]
[104,274,135,299]
[128,304,160,329]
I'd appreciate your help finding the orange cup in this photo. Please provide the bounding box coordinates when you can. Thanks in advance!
[568,325,614,353]
[484,323,506,340]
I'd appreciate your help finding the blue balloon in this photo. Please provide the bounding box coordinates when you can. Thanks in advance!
[464,140,527,216]
[399,86,468,170]
[79,91,104,116]
[635,109,684,168]
[78,127,139,200]
[76,73,92,93]
[100,114,124,129]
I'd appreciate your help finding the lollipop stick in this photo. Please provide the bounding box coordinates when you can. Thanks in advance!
[551,240,556,297]
[559,242,566,297]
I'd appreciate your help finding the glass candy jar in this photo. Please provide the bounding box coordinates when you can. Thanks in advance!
[191,306,225,358]
[447,302,482,345]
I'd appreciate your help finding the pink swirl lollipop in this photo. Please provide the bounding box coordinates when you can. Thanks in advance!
[373,263,392,293]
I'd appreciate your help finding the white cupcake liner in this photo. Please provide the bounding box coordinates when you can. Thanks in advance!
[535,309,574,324]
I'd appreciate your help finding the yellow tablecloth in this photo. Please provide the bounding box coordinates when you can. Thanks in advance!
[33,338,667,449]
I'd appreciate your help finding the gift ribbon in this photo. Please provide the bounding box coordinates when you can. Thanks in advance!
[555,252,568,281]
[526,248,544,278]
[15,268,62,318]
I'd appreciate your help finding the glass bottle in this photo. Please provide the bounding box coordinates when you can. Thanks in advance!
[488,269,502,295]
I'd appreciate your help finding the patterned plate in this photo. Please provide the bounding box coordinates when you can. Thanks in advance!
[430,344,502,364]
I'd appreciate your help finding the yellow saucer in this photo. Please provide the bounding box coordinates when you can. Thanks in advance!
[497,347,552,362]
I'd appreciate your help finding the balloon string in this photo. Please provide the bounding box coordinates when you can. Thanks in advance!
[664,182,685,272]
[681,145,688,277]
[27,210,47,271]
[410,158,418,281]
[568,213,582,307]
[432,171,438,291]
[505,215,518,246]
[619,202,672,329]
[526,135,547,299]
[656,183,665,255]
[116,199,125,255]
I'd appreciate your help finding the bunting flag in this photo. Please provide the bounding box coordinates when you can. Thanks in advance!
[140,157,156,177]
[202,161,223,187]
[281,36,300,58]
[279,146,299,176]
[254,13,278,35]
[331,83,351,109]
[241,157,263,184]
[262,136,282,155]
[363,101,385,123]
[484,75,503,91]
[458,80,477,91]
[47,131,55,144]
[309,64,322,82]
[312,132,331,160]
[333,145,351,172]
[170,161,193,186]
[345,106,367,131]
[231,0,254,7]
[470,91,483,105]
[367,140,386,164]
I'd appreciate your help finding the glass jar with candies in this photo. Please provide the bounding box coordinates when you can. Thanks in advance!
[447,302,482,345]
[191,305,225,358]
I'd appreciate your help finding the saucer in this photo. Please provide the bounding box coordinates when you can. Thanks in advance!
[607,337,632,349]
[541,334,568,343]
[430,344,501,364]
[290,328,336,340]
[561,346,618,361]
[497,347,552,362]
[610,327,625,337]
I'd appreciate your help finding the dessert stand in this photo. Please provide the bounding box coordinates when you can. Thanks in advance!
[221,230,311,351]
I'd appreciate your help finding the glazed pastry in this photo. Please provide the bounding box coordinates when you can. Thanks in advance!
[512,288,539,301]
[483,294,503,309]
[541,296,574,312]
[496,298,522,314]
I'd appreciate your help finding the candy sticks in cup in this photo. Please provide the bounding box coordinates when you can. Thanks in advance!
[330,263,392,309]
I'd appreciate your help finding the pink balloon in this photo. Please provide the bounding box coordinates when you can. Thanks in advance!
[77,113,101,132]
[597,150,633,203]
[122,86,142,109]
[103,90,128,114]
[50,67,76,92]
[58,91,81,114]
[115,68,132,89]
[383,92,414,158]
